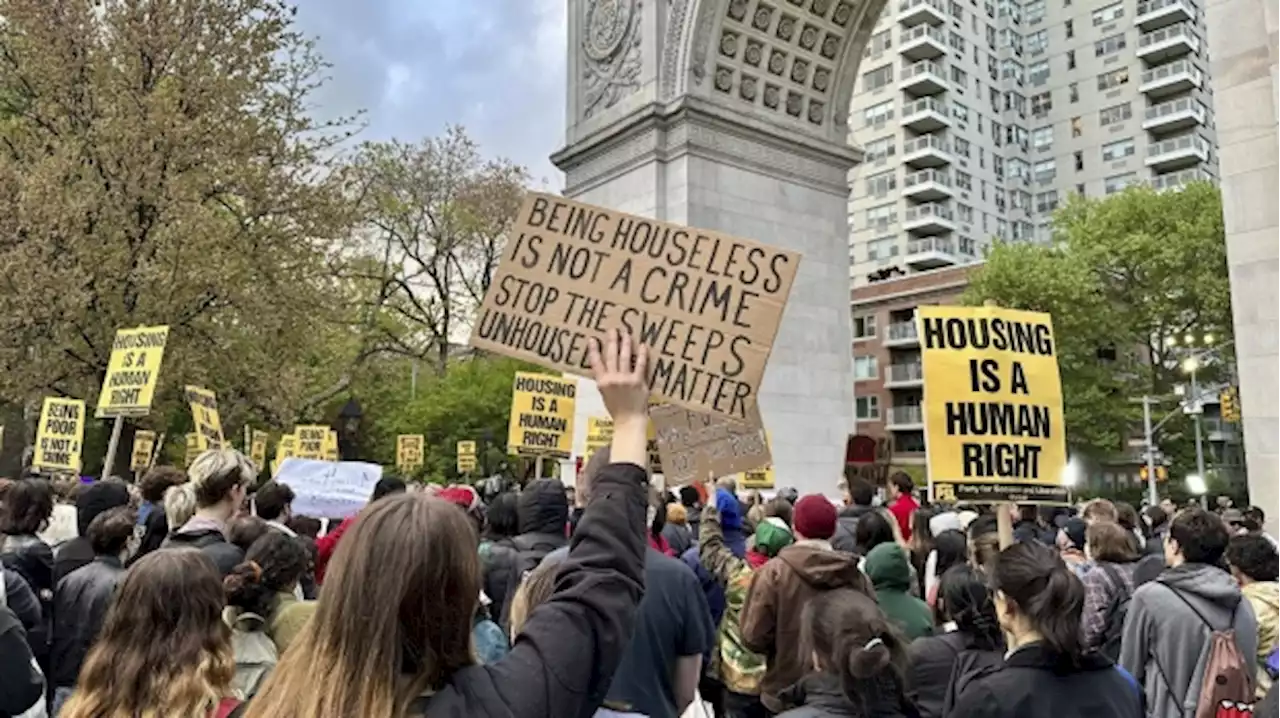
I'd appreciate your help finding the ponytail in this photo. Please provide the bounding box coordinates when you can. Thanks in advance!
[224,560,274,618]
[992,542,1085,664]
[939,564,1003,651]
[802,589,910,712]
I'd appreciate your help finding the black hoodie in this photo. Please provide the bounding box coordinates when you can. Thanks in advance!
[949,643,1143,718]
[498,479,569,624]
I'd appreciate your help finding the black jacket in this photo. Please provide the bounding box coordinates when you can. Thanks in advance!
[498,480,569,624]
[50,555,125,688]
[1,534,54,599]
[948,643,1143,718]
[832,505,875,555]
[1,568,43,656]
[0,604,42,718]
[776,674,917,718]
[907,631,1003,718]
[161,528,244,576]
[53,536,95,584]
[482,537,519,623]
[414,461,648,718]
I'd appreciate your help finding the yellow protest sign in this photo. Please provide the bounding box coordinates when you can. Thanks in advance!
[96,325,170,418]
[250,429,269,471]
[271,434,297,475]
[33,398,85,472]
[323,429,339,461]
[584,418,612,465]
[131,430,156,471]
[507,372,576,458]
[741,433,775,489]
[397,435,425,472]
[456,440,477,473]
[184,386,224,451]
[294,425,327,459]
[470,193,801,421]
[184,432,200,467]
[918,305,1069,504]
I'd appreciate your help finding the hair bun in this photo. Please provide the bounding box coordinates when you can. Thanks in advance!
[847,637,892,678]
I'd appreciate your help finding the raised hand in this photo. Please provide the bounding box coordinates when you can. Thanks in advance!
[588,328,649,468]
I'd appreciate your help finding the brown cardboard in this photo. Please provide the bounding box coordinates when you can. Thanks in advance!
[650,403,772,486]
[470,192,801,421]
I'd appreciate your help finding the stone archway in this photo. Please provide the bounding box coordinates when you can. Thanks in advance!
[555,0,886,496]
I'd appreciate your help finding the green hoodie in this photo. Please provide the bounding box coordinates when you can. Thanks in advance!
[864,543,935,640]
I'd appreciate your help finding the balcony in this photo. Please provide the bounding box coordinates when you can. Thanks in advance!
[885,362,925,388]
[902,169,953,201]
[903,203,955,235]
[1151,167,1214,191]
[1143,97,1208,134]
[898,0,946,26]
[1140,59,1204,99]
[887,405,925,430]
[899,60,949,96]
[906,236,959,269]
[1136,0,1195,31]
[1145,134,1211,171]
[902,134,952,168]
[1137,23,1200,64]
[885,321,920,347]
[898,25,947,61]
[901,97,951,132]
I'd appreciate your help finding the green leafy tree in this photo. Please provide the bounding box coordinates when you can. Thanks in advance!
[964,181,1233,471]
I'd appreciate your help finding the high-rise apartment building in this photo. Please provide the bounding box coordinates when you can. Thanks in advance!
[846,0,1218,284]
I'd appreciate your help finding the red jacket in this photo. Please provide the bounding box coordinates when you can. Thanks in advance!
[889,494,920,541]
[314,516,357,584]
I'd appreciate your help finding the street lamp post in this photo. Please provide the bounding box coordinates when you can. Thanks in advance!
[1184,358,1208,509]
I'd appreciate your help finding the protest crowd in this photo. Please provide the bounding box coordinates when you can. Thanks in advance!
[0,330,1275,718]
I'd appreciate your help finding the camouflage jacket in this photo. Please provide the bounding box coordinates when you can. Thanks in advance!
[700,504,767,696]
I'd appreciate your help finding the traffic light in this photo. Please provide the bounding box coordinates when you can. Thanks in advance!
[1139,466,1169,482]
[1221,387,1239,422]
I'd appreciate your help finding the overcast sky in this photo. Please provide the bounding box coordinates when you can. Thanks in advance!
[295,0,568,187]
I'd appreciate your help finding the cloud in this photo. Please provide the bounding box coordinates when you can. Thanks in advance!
[295,0,567,187]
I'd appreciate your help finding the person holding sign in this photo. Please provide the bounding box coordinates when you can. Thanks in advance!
[242,329,652,718]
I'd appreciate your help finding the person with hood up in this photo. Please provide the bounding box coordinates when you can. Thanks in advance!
[741,493,874,714]
[1121,507,1259,716]
[499,477,569,624]
[832,478,876,555]
[161,449,257,576]
[53,480,131,583]
[864,542,934,640]
[1226,533,1278,698]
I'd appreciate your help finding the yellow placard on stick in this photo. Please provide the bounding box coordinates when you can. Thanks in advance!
[469,192,801,421]
[33,398,86,473]
[96,325,170,418]
[584,416,663,474]
[507,372,576,458]
[294,425,327,459]
[741,433,775,490]
[397,435,425,472]
[271,434,297,475]
[918,305,1069,505]
[184,386,224,451]
[131,430,156,471]
[184,432,200,467]
[650,404,771,486]
[323,429,339,462]
[250,429,269,471]
[456,440,477,474]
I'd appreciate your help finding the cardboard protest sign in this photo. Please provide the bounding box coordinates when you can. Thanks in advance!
[918,305,1069,504]
[294,425,328,459]
[397,435,425,472]
[456,440,477,473]
[96,325,169,418]
[33,398,85,472]
[274,457,383,519]
[184,386,224,451]
[507,372,576,458]
[131,430,157,471]
[250,430,270,471]
[470,193,801,421]
[650,403,771,487]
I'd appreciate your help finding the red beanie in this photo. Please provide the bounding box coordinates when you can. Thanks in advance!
[792,494,837,540]
[438,486,479,512]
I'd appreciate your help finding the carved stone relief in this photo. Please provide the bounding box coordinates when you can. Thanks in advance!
[582,0,645,119]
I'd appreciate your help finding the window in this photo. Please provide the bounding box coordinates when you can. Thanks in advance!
[1065,19,1074,38]
[1009,157,1030,180]
[949,1,965,19]
[1033,158,1056,182]
[867,236,899,260]
[1007,123,1029,148]
[1097,67,1130,91]
[864,135,897,163]
[954,137,972,156]
[988,54,999,81]
[986,24,997,49]
[1028,59,1050,86]
[1002,58,1024,84]
[864,202,897,228]
[865,169,897,196]
[1031,90,1052,116]
[1075,182,1086,195]
[1092,2,1124,25]
[949,31,967,52]
[854,355,879,380]
[1074,150,1084,171]
[991,119,1003,146]
[1027,30,1049,55]
[867,30,892,57]
[956,170,974,191]
[1104,172,1137,194]
[951,66,969,87]
[1066,50,1076,70]
[989,86,1001,111]
[1095,32,1126,57]
[864,100,894,125]
[863,64,894,91]
[957,203,974,222]
[979,147,986,168]
[852,315,878,339]
[1069,82,1079,103]
[1099,102,1132,126]
[995,191,1007,212]
[1102,137,1136,161]
[1070,116,1083,137]
[1031,125,1054,150]
[952,101,970,122]
[1025,0,1046,22]
[1035,190,1059,213]
[1010,189,1031,209]
[993,155,1005,178]
[855,395,880,420]
[999,28,1022,53]
[996,218,1008,239]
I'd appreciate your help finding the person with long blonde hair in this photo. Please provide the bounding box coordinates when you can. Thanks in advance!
[245,329,653,718]
[59,548,240,718]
